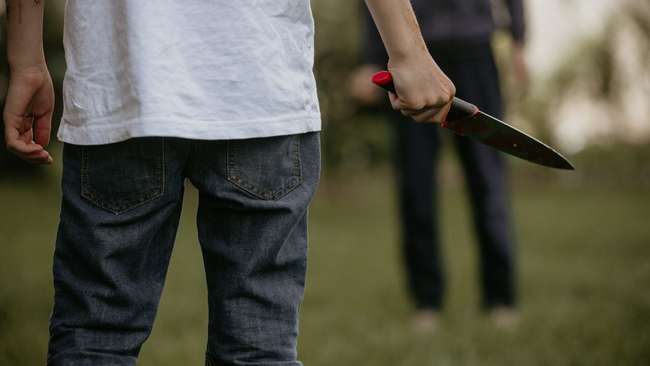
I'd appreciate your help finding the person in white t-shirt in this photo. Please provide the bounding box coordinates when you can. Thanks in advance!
[4,1,455,364]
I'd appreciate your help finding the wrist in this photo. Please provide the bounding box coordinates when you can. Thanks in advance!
[512,40,526,50]
[8,62,50,91]
[386,40,428,64]
[9,57,48,75]
[387,47,434,72]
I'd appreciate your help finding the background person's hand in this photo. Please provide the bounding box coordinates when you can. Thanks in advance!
[387,52,456,123]
[3,64,55,165]
[512,43,529,93]
[349,64,385,106]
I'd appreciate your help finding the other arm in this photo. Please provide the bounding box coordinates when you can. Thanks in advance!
[4,0,54,164]
[505,0,529,89]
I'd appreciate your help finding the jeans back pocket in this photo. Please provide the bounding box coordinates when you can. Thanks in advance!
[81,138,165,214]
[227,134,302,200]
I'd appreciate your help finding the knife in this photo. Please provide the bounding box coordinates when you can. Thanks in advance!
[371,71,574,170]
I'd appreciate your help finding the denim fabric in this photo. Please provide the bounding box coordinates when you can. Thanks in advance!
[47,133,321,366]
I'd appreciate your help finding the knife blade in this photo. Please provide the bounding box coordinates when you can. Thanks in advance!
[371,71,574,170]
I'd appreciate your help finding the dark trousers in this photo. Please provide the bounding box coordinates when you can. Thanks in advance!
[393,41,515,310]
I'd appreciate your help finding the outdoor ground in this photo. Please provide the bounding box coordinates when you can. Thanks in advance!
[1,154,649,366]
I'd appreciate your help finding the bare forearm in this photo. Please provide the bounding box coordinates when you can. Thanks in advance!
[6,0,45,70]
[364,0,428,62]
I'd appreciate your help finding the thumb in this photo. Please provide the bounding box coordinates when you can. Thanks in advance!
[388,92,401,111]
[32,86,54,147]
[33,111,53,148]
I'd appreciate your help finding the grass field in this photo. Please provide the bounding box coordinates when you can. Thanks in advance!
[1,157,649,366]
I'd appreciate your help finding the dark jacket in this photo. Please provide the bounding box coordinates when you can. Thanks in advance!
[363,0,526,65]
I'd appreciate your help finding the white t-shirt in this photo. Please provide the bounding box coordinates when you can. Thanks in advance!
[58,0,321,145]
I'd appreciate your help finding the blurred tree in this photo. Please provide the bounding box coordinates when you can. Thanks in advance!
[1,0,647,175]
[517,0,650,153]
[311,0,393,172]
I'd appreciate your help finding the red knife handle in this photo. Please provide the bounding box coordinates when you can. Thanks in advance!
[371,70,479,123]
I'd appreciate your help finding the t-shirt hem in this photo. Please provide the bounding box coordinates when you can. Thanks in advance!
[57,113,322,145]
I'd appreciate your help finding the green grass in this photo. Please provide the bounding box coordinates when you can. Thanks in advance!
[1,159,649,365]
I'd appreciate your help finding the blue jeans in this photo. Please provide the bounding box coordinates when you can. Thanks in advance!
[48,133,321,366]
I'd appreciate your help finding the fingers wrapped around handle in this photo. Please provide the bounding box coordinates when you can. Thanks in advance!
[371,71,479,123]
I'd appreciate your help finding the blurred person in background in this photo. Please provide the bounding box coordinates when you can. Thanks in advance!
[4,0,455,364]
[351,0,528,331]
